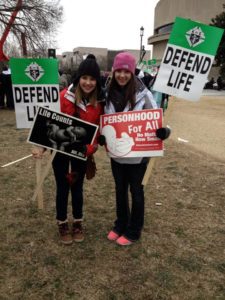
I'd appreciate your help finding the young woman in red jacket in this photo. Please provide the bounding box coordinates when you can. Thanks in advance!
[32,56,104,245]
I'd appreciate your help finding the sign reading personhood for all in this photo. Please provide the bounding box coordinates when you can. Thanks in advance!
[100,109,163,158]
[9,58,60,128]
[153,17,224,101]
[27,107,98,161]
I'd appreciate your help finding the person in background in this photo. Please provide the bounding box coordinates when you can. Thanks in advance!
[32,56,104,245]
[205,77,215,89]
[99,52,171,246]
[0,69,5,108]
[135,67,145,84]
[59,70,69,91]
[149,67,169,113]
[66,69,72,86]
[142,71,153,88]
[135,68,154,89]
[209,77,215,89]
[0,66,14,109]
[217,76,223,91]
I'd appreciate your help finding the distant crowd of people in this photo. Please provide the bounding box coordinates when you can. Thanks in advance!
[1,60,224,112]
[135,67,170,112]
[204,76,225,90]
[59,63,170,114]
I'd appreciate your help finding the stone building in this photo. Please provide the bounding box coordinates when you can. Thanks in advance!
[148,0,224,77]
[58,47,151,73]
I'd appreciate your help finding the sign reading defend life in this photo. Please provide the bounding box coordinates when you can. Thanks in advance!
[9,58,60,128]
[153,17,224,101]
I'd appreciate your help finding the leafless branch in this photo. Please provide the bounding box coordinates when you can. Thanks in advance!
[0,0,63,56]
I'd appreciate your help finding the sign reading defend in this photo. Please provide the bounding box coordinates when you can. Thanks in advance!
[153,17,224,101]
[9,58,60,128]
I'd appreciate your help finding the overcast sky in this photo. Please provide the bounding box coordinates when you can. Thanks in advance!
[56,0,160,55]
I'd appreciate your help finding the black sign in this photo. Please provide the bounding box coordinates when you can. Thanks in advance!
[28,106,98,160]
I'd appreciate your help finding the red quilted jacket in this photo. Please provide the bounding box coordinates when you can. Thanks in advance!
[60,85,104,156]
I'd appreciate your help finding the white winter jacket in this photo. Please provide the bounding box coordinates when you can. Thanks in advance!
[104,78,157,164]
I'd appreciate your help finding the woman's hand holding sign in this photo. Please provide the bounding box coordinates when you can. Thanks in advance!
[156,127,171,140]
[32,147,46,159]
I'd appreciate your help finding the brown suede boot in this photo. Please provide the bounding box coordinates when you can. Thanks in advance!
[72,221,84,242]
[58,222,73,245]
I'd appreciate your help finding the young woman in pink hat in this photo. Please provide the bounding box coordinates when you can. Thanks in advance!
[101,52,170,246]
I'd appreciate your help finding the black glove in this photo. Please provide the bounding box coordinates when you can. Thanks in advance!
[98,135,106,146]
[156,127,171,140]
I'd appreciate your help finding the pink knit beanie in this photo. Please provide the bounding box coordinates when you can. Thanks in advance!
[112,52,136,75]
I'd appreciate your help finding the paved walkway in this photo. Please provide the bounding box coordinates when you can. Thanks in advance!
[202,89,225,97]
[168,94,225,161]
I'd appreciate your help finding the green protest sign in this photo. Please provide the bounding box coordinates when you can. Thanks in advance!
[141,59,157,66]
[153,17,224,101]
[137,59,157,75]
[9,58,60,128]
[169,17,222,55]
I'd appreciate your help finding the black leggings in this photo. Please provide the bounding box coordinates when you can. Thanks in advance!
[52,153,87,221]
[111,159,147,241]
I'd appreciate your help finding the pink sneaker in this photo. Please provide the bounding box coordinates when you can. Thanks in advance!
[116,235,133,246]
[107,230,119,241]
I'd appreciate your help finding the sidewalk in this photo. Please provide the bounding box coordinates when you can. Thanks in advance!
[169,93,225,160]
[202,89,225,97]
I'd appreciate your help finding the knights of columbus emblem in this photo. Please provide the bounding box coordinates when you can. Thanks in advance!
[25,62,44,81]
[185,26,205,47]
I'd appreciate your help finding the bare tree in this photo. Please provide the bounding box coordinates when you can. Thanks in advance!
[211,4,225,77]
[0,0,63,57]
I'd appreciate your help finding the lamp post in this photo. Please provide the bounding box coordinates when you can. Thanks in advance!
[140,26,144,62]
[142,45,146,61]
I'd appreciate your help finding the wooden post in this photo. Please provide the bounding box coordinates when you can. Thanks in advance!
[32,151,56,206]
[1,154,32,168]
[36,159,44,209]
[142,157,157,186]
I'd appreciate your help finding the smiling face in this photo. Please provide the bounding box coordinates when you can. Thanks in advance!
[79,75,97,95]
[114,69,132,86]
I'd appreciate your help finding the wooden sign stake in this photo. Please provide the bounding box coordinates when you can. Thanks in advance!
[32,151,56,206]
